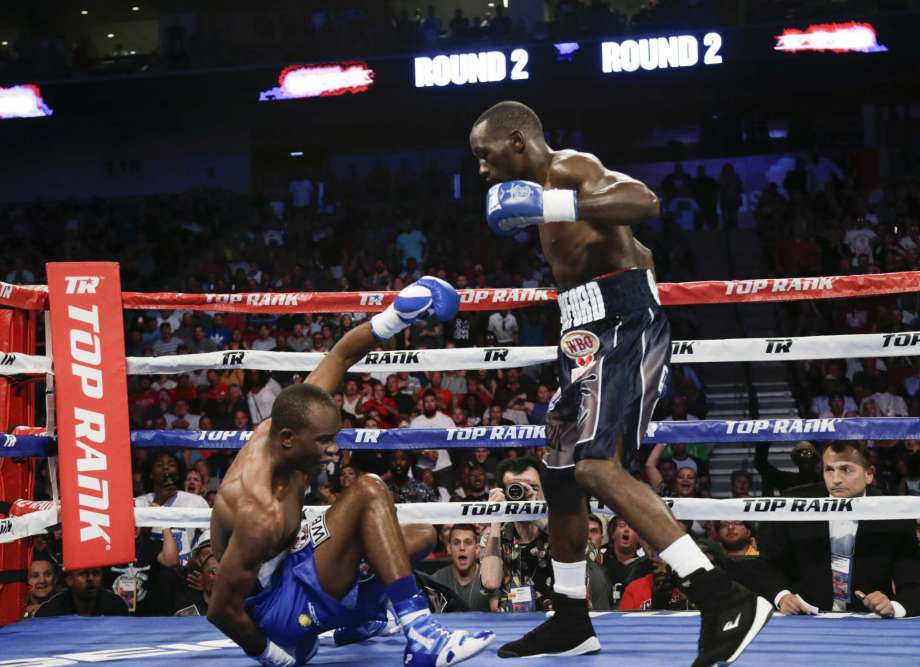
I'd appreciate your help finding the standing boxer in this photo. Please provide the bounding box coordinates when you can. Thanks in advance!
[470,101,772,666]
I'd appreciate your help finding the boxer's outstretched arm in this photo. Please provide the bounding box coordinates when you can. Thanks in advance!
[208,515,280,656]
[553,155,659,225]
[308,280,458,394]
[306,322,377,394]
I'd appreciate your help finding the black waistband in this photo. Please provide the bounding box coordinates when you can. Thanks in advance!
[558,269,659,331]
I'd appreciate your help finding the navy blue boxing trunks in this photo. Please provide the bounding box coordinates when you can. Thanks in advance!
[543,268,670,474]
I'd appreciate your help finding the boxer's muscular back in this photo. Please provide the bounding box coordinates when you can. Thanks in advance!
[210,421,305,563]
[538,150,654,290]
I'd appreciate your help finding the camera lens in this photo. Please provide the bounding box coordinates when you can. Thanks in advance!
[505,482,526,501]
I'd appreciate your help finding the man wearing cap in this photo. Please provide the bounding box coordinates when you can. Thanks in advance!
[754,440,821,496]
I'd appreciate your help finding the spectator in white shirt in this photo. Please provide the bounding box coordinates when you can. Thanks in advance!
[168,399,200,430]
[134,452,209,566]
[904,360,920,404]
[245,370,282,424]
[151,375,178,392]
[487,310,518,345]
[303,314,323,337]
[155,310,185,333]
[818,392,859,419]
[287,323,310,352]
[409,390,455,481]
[310,331,330,353]
[864,391,909,417]
[341,379,363,419]
[251,324,277,351]
[811,391,859,418]
[843,221,879,267]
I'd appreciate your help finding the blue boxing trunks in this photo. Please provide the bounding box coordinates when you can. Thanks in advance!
[245,513,388,661]
[543,268,671,474]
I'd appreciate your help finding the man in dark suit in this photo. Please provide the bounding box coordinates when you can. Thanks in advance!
[755,441,920,617]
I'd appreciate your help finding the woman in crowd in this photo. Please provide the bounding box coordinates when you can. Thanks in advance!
[23,556,59,619]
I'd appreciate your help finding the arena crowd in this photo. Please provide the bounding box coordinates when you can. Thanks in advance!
[8,148,920,619]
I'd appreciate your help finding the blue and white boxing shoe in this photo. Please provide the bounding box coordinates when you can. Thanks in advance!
[328,604,400,646]
[398,595,495,666]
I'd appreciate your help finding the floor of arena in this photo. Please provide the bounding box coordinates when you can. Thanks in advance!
[2,612,918,666]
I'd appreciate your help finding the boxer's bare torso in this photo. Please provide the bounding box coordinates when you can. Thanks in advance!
[536,150,654,290]
[210,420,316,566]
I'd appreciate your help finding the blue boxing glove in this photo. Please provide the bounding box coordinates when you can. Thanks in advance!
[486,180,578,236]
[370,276,460,341]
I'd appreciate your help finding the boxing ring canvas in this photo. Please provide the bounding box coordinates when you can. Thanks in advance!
[2,612,918,666]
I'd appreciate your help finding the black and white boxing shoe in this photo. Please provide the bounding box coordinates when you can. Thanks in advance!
[496,594,601,659]
[684,567,774,667]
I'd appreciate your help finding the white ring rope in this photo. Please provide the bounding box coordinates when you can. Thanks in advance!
[0,508,59,543]
[2,330,919,376]
[4,496,919,544]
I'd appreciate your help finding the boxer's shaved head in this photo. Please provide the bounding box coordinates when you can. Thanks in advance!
[270,382,338,436]
[473,100,543,138]
[470,101,546,184]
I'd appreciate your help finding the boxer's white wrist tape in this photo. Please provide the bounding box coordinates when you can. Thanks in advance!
[258,640,295,667]
[371,306,407,340]
[542,189,578,222]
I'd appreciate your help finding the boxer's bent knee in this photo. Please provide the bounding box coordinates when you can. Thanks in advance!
[351,473,390,501]
[403,523,437,559]
[404,523,436,547]
[540,462,585,513]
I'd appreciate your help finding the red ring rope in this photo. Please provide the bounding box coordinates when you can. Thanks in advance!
[1,271,918,313]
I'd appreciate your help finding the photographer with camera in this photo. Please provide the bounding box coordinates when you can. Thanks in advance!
[480,457,611,612]
[480,457,552,612]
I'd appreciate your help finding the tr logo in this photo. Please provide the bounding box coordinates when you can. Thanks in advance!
[484,348,509,362]
[765,338,792,354]
[355,429,381,443]
[222,351,245,365]
[672,341,695,355]
[64,276,100,294]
